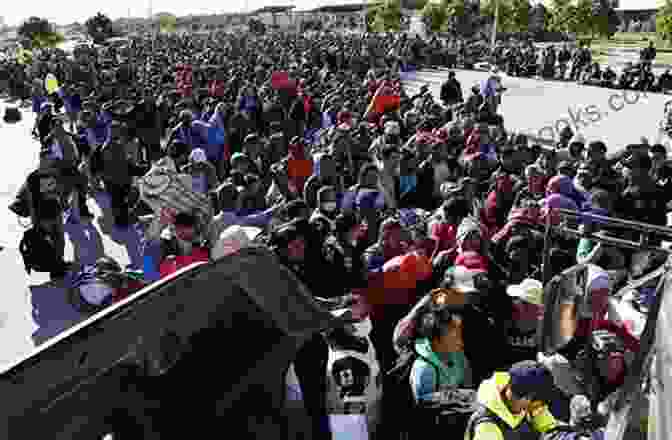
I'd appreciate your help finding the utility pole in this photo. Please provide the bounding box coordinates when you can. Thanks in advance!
[490,0,499,55]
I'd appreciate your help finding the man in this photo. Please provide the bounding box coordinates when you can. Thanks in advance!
[640,40,657,68]
[480,68,503,115]
[97,121,148,227]
[649,143,672,190]
[584,141,622,194]
[555,135,585,169]
[440,71,463,107]
[465,360,559,440]
[618,151,670,228]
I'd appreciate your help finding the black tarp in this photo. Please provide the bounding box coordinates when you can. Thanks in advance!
[0,246,339,439]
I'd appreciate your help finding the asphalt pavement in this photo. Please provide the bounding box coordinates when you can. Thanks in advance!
[403,68,671,152]
[0,99,141,369]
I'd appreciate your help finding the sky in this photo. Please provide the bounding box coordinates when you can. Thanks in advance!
[1,0,662,26]
[1,0,337,26]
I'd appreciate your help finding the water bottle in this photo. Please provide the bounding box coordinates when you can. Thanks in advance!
[143,254,159,282]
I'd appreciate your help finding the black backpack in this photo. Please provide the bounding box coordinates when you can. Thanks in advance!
[19,226,64,274]
[381,350,439,440]
[3,106,21,123]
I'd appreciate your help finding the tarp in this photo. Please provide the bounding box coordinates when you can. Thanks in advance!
[0,246,339,439]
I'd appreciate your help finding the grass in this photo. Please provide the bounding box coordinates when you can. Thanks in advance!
[576,32,672,65]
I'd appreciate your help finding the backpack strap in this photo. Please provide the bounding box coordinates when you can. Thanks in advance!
[465,405,511,440]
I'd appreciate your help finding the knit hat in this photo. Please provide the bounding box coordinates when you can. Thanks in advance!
[189,148,208,163]
[508,360,554,401]
[355,189,385,210]
[454,251,489,272]
[456,216,481,247]
[211,225,261,260]
[384,120,400,135]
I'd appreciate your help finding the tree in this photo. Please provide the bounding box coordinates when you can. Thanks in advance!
[566,0,590,35]
[18,16,64,49]
[590,0,617,37]
[371,0,402,32]
[529,3,547,36]
[85,12,115,43]
[547,0,574,33]
[422,0,449,32]
[510,0,531,33]
[657,0,672,42]
[480,0,514,32]
[445,0,476,36]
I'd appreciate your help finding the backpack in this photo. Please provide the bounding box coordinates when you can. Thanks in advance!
[465,405,514,440]
[3,106,22,123]
[382,350,439,440]
[19,226,64,274]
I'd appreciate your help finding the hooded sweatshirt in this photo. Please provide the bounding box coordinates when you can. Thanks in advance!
[410,337,469,403]
[468,372,558,440]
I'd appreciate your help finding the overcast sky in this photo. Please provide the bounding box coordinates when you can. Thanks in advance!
[2,0,333,26]
[1,0,662,26]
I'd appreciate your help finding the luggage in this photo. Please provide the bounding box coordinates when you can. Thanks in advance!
[3,106,22,124]
[19,226,64,274]
[136,157,213,233]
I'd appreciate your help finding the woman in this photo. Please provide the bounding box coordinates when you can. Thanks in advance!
[309,185,339,244]
[181,148,219,195]
[323,213,369,298]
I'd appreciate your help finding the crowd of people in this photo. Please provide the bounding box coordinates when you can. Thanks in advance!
[1,29,669,439]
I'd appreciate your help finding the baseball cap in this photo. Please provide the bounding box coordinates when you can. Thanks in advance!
[508,360,554,401]
[507,279,544,307]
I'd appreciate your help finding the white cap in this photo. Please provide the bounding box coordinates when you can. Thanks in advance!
[211,225,261,260]
[506,279,544,306]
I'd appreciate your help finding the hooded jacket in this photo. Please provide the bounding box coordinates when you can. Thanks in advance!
[466,372,558,440]
[410,337,470,403]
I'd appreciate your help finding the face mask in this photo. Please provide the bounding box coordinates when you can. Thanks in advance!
[322,202,338,212]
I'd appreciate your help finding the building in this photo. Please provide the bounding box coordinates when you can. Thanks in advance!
[249,6,296,29]
[615,0,659,31]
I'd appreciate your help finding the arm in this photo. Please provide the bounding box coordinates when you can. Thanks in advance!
[410,361,438,403]
[237,205,279,228]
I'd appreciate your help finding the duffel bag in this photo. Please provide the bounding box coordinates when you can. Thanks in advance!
[3,106,22,124]
[19,226,65,274]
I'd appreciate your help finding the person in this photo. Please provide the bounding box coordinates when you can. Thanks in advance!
[144,210,210,279]
[181,148,219,195]
[440,71,463,107]
[464,360,559,440]
[410,301,472,404]
[97,121,148,227]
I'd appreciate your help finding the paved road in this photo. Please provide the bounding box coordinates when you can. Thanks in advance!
[0,100,141,369]
[403,68,671,152]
